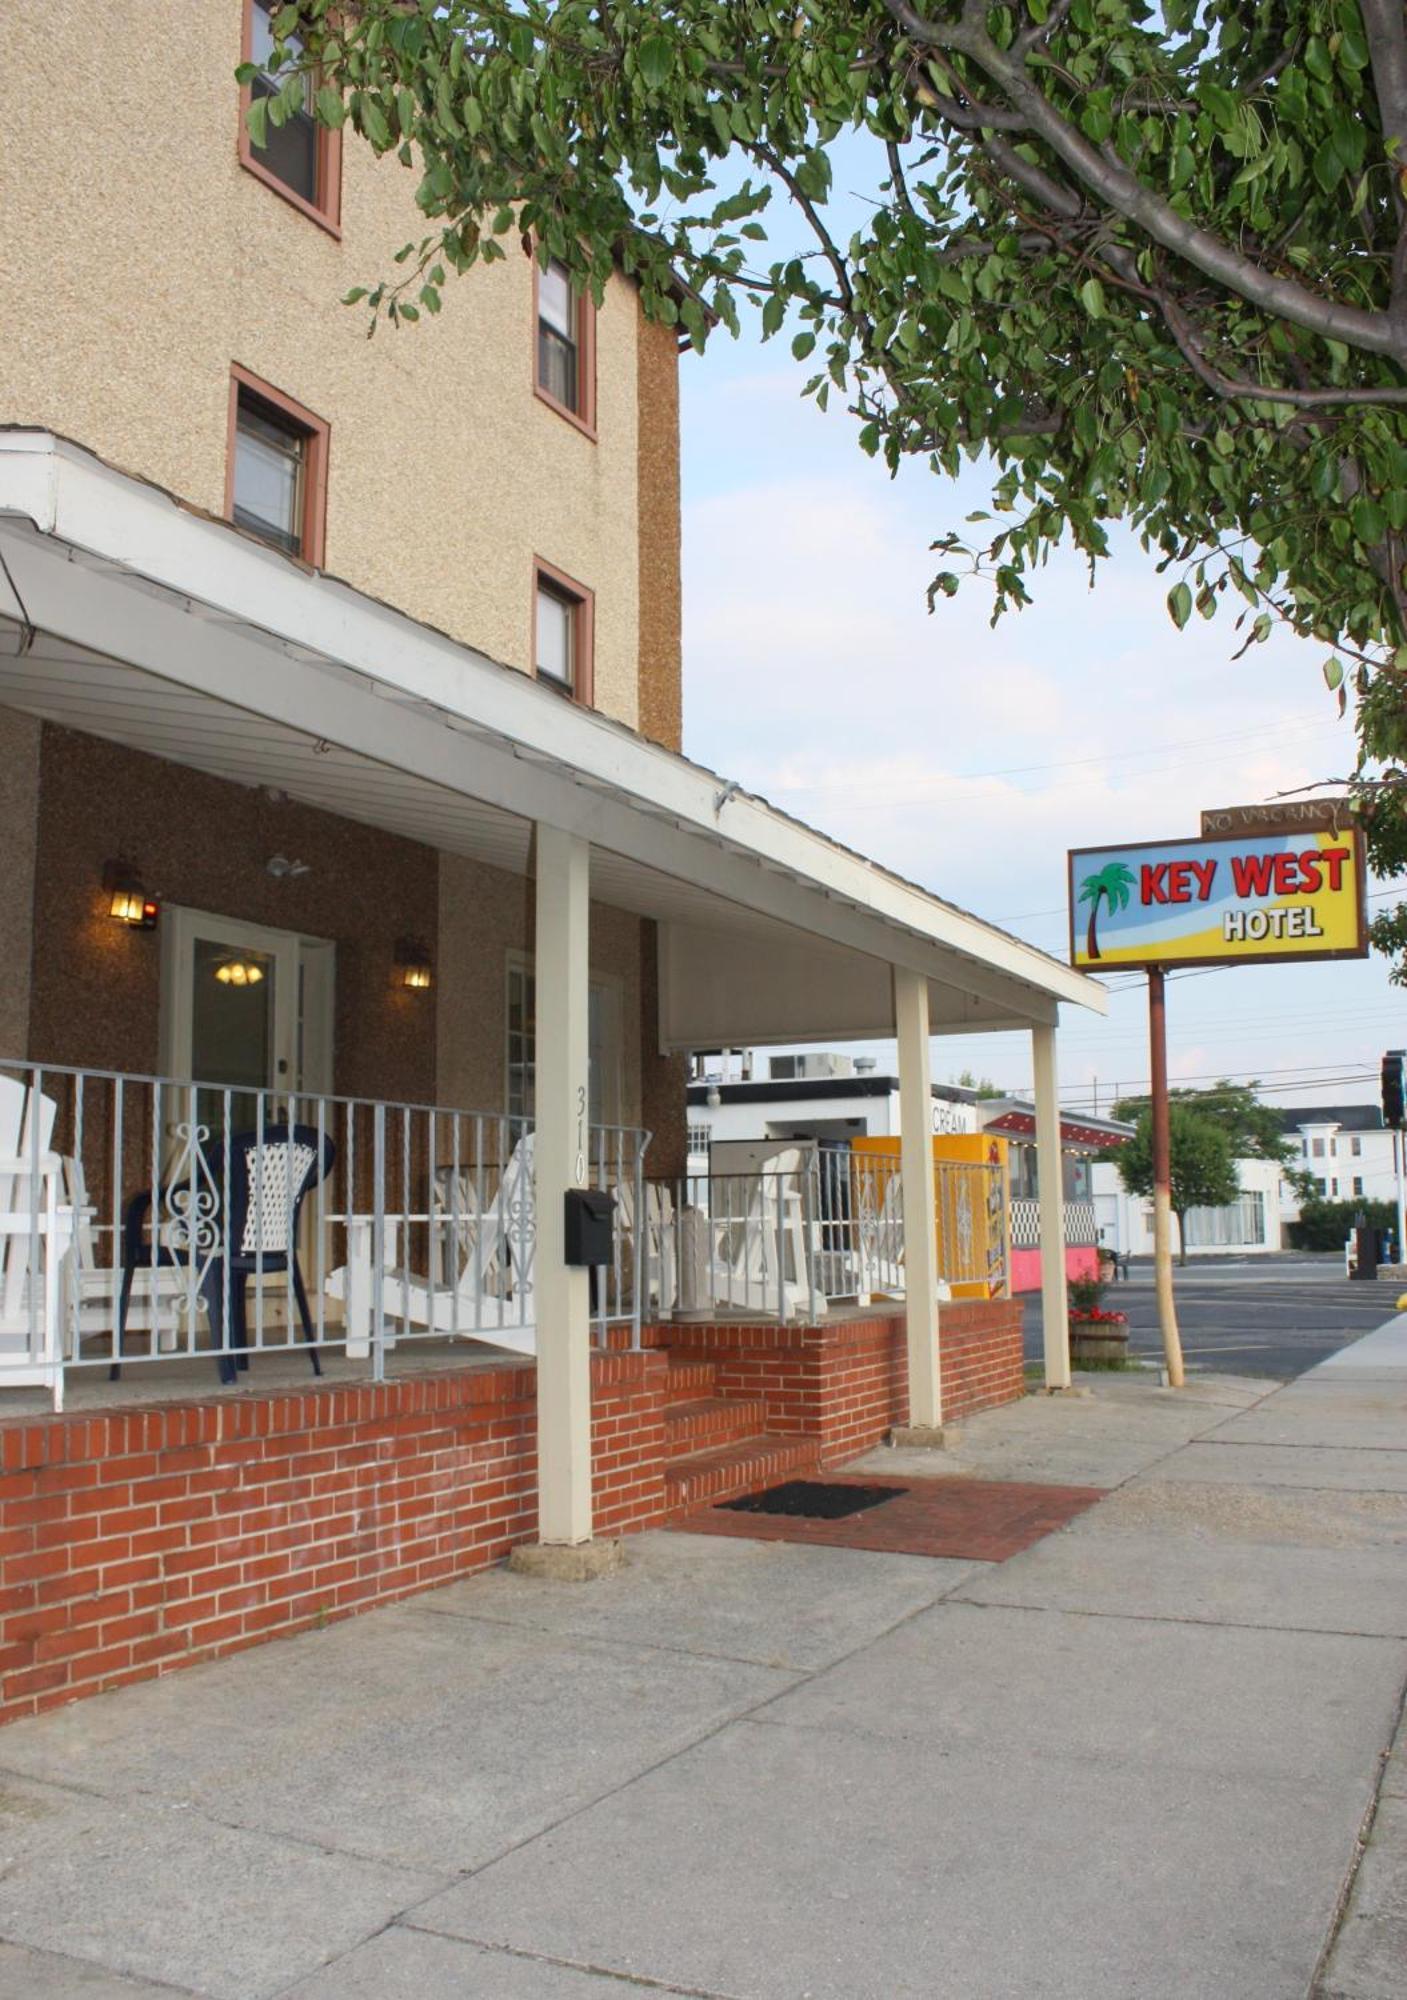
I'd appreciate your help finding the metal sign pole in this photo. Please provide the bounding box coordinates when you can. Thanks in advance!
[1396,1127,1405,1270]
[1148,967,1185,1387]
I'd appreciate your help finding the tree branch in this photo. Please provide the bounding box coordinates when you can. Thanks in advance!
[885,0,1407,362]
[1157,290,1407,407]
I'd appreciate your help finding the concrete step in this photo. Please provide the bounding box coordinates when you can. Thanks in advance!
[664,1395,769,1460]
[663,1356,717,1401]
[665,1433,821,1518]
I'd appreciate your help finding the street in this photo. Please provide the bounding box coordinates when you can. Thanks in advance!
[1032,1255,1401,1377]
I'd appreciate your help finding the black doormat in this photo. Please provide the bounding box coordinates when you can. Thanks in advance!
[719,1480,909,1521]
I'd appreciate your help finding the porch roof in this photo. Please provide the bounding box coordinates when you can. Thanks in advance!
[0,431,1105,1045]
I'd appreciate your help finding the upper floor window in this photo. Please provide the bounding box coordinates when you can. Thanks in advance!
[227,368,328,566]
[240,0,342,232]
[535,259,596,434]
[534,560,594,705]
[1352,1135,1363,1156]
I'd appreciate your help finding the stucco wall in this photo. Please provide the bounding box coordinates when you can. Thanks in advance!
[636,320,684,752]
[0,707,40,1059]
[0,2,650,730]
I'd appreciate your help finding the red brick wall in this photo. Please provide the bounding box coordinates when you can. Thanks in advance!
[665,1300,1024,1463]
[0,1350,667,1727]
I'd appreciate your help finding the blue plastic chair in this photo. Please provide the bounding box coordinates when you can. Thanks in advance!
[113,1123,336,1386]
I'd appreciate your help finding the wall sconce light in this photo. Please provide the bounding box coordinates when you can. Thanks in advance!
[103,859,159,929]
[214,955,265,987]
[395,937,433,991]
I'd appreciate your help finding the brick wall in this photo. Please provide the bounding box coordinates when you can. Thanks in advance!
[665,1299,1025,1464]
[0,1350,667,1727]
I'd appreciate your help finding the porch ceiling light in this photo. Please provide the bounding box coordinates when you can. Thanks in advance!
[214,955,265,987]
[395,937,433,991]
[103,859,157,928]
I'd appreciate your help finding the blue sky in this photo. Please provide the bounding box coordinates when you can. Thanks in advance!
[675,311,1403,1113]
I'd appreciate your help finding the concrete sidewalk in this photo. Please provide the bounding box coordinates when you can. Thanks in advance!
[0,1331,1403,1998]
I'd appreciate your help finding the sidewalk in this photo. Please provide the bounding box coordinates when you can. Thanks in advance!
[0,1327,1403,1998]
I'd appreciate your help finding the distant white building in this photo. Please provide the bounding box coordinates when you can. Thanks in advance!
[685,1049,978,1165]
[1276,1104,1397,1213]
[1092,1156,1285,1258]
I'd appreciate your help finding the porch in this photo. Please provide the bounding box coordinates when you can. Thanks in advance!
[0,429,1100,1715]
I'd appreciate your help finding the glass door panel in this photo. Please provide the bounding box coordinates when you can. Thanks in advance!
[190,938,278,1137]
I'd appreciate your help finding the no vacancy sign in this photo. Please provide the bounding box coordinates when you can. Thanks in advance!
[1068,826,1368,971]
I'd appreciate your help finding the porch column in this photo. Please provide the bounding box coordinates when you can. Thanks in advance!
[1032,1020,1071,1391]
[514,822,610,1572]
[894,965,943,1437]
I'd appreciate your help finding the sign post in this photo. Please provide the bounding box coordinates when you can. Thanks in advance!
[1069,813,1367,1389]
[1146,969,1184,1387]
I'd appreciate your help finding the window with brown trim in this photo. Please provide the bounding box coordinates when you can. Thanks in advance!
[534,259,596,435]
[239,0,342,232]
[227,367,329,567]
[533,560,594,705]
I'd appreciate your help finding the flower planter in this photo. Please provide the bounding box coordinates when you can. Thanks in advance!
[1068,1312,1129,1366]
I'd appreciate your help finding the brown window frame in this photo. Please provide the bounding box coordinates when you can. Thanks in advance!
[238,0,343,235]
[532,257,597,438]
[532,558,595,708]
[226,365,330,569]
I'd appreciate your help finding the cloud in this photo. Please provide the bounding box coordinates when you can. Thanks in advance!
[678,331,1390,1107]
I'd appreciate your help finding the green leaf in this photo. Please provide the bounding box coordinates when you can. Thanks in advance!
[792,331,816,360]
[245,96,269,149]
[1168,581,1193,629]
[1077,276,1106,318]
[1323,656,1344,692]
[638,36,673,89]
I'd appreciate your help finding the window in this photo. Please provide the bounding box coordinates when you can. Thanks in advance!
[533,560,594,704]
[1301,1138,1309,1158]
[227,368,328,565]
[1312,1137,1325,1158]
[1354,1176,1365,1196]
[534,258,596,432]
[240,1,342,230]
[1331,1178,1340,1197]
[687,1123,712,1157]
[1330,1137,1338,1156]
[1315,1177,1327,1194]
[1352,1135,1363,1156]
[506,958,622,1125]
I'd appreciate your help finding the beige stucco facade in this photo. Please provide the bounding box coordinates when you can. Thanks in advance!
[0,1,679,736]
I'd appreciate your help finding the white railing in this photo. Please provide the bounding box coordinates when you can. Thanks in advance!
[637,1149,1010,1324]
[1011,1196,1099,1249]
[0,1060,647,1408]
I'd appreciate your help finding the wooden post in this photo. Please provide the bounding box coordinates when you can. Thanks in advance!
[1148,967,1185,1387]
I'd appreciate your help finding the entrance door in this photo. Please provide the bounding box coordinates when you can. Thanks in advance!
[160,908,334,1129]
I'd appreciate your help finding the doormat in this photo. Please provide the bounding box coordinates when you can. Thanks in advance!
[720,1480,909,1521]
[674,1474,1104,1561]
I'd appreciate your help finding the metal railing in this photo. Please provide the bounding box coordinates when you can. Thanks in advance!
[635,1149,1011,1325]
[0,1059,647,1408]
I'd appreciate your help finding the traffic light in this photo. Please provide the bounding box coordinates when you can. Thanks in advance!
[1382,1050,1405,1129]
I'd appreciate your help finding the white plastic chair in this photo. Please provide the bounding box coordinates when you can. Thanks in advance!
[0,1074,76,1406]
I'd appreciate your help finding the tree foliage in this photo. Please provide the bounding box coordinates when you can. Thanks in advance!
[1115,1102,1240,1259]
[1114,1077,1305,1167]
[256,2,1407,950]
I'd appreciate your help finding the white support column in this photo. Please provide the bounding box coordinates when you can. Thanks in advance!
[1032,1021,1071,1391]
[526,823,596,1555]
[894,966,942,1437]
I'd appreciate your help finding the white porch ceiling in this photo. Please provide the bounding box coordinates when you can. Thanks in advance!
[0,431,1107,1047]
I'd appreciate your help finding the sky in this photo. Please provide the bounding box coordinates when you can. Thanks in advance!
[675,310,1404,1115]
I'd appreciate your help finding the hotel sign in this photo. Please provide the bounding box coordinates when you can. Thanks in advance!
[1068,826,1369,971]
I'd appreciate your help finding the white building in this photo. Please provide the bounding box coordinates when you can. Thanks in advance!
[1092,1156,1285,1258]
[1277,1105,1396,1212]
[686,1050,979,1164]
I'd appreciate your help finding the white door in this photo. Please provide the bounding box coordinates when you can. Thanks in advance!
[161,907,335,1128]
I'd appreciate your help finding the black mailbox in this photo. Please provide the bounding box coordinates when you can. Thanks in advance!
[564,1187,614,1267]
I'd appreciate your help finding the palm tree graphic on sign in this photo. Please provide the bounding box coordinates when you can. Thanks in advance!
[1078,862,1135,960]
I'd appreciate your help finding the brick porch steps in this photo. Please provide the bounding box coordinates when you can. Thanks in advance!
[664,1395,769,1460]
[665,1432,821,1518]
[664,1358,717,1399]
